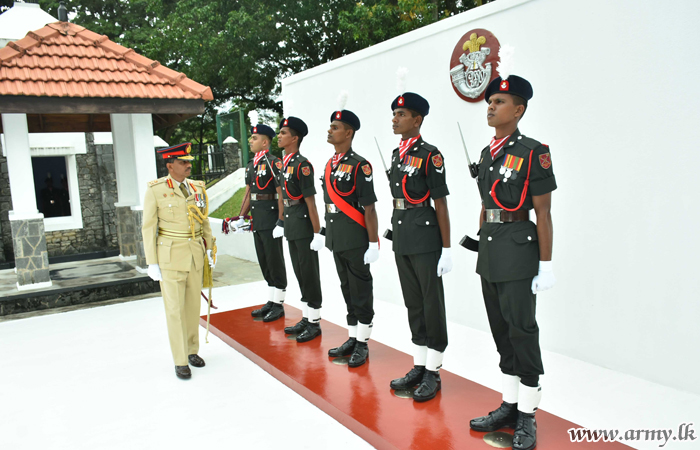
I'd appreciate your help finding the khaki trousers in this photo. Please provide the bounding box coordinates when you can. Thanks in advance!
[160,257,203,366]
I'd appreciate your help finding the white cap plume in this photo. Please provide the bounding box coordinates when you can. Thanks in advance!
[396,67,409,93]
[337,90,349,111]
[248,110,259,126]
[497,45,516,81]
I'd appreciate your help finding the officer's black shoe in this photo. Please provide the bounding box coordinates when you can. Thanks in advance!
[175,365,191,380]
[251,301,274,317]
[188,354,205,368]
[512,412,537,450]
[262,303,285,322]
[413,370,441,402]
[328,338,357,357]
[296,322,321,343]
[469,401,519,432]
[348,342,369,367]
[284,317,308,334]
[390,365,426,390]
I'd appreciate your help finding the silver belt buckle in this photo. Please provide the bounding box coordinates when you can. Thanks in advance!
[486,209,502,223]
[394,199,406,210]
[326,204,339,214]
[283,199,290,207]
[250,193,258,201]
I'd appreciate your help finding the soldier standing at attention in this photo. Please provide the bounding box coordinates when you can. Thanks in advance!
[468,71,556,450]
[233,116,287,322]
[276,116,325,342]
[142,143,215,380]
[323,105,379,367]
[386,92,452,402]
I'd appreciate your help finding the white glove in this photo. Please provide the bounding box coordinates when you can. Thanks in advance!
[272,220,285,239]
[363,241,379,265]
[147,264,162,281]
[207,249,215,269]
[232,216,245,230]
[437,247,453,277]
[310,233,325,251]
[531,260,556,294]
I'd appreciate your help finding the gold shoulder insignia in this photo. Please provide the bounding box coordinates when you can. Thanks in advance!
[193,180,206,187]
[148,177,168,187]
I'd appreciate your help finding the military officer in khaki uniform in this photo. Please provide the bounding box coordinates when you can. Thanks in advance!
[142,142,215,380]
[468,75,556,450]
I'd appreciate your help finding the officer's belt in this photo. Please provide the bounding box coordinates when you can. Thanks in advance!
[393,199,430,210]
[251,193,278,201]
[284,199,303,207]
[326,203,360,214]
[158,228,203,240]
[483,209,529,223]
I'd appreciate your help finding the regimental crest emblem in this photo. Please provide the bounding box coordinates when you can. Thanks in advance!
[283,119,289,126]
[449,29,500,103]
[253,126,258,134]
[335,111,342,120]
[275,160,283,170]
[302,166,311,176]
[431,154,443,168]
[362,164,372,176]
[398,96,405,106]
[539,153,552,169]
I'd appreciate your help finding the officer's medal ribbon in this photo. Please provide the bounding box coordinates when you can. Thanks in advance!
[257,163,267,177]
[405,155,422,177]
[336,163,353,181]
[194,193,205,208]
[285,166,294,180]
[499,154,524,183]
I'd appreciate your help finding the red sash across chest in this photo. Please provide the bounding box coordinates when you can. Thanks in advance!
[324,159,366,229]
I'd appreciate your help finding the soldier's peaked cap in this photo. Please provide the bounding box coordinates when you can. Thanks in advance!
[251,124,276,139]
[391,92,430,117]
[485,75,533,103]
[330,110,361,131]
[278,116,308,137]
[157,142,194,160]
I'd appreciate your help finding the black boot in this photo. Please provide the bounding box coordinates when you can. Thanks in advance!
[175,365,191,380]
[262,303,285,322]
[348,342,369,367]
[284,317,308,334]
[469,401,519,432]
[512,412,537,450]
[328,338,356,357]
[413,370,441,402]
[296,322,321,343]
[390,365,425,390]
[251,301,274,317]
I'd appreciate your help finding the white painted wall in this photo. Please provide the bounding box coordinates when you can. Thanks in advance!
[207,168,246,213]
[281,0,700,395]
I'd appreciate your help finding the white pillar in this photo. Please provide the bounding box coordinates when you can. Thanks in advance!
[2,113,42,221]
[111,113,158,208]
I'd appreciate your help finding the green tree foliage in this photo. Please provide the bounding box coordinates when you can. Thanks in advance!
[8,0,493,146]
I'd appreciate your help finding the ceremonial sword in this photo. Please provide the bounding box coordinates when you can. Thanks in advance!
[373,137,390,181]
[457,122,480,252]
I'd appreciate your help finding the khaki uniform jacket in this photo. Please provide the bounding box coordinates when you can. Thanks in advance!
[142,175,213,272]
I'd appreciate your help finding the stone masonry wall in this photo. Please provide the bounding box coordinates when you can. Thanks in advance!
[0,140,12,262]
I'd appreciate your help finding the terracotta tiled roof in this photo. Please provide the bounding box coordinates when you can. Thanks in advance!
[0,22,213,101]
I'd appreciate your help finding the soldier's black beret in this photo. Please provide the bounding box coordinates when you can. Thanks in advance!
[278,116,308,137]
[330,110,361,131]
[250,124,276,139]
[391,92,430,117]
[484,75,533,102]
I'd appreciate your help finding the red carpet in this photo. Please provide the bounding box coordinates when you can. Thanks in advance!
[202,306,629,449]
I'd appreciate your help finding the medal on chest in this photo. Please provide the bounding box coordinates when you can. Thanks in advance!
[285,165,294,181]
[194,193,206,208]
[402,155,423,177]
[499,153,524,183]
[256,163,267,177]
[335,163,353,181]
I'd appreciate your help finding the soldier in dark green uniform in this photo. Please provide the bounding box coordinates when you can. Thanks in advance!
[233,122,288,322]
[274,116,325,342]
[468,75,557,450]
[322,109,380,367]
[385,92,452,402]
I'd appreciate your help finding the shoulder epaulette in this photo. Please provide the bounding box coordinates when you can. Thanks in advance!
[515,135,542,150]
[192,180,206,187]
[419,141,438,152]
[147,176,168,187]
